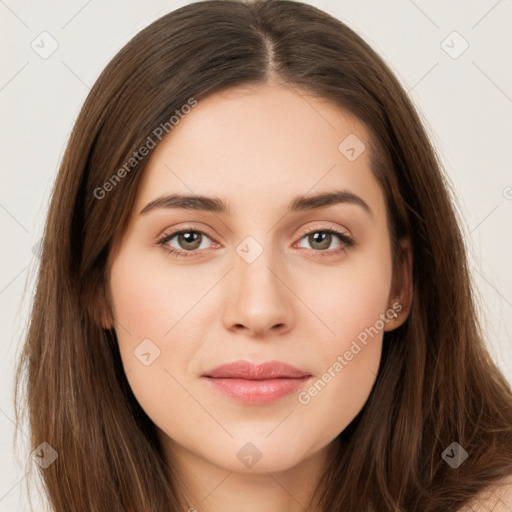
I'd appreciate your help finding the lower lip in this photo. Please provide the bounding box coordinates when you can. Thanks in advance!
[203,376,311,405]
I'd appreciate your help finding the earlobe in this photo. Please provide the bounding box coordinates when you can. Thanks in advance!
[384,236,413,332]
[94,280,115,331]
[101,286,115,330]
[100,310,114,331]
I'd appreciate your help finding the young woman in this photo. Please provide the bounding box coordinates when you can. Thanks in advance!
[14,0,512,510]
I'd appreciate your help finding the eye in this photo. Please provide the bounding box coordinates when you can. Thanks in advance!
[294,227,355,257]
[157,228,216,258]
[156,225,355,259]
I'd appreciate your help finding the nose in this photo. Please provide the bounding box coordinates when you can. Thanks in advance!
[222,247,294,337]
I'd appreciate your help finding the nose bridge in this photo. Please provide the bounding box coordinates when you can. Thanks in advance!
[223,233,293,335]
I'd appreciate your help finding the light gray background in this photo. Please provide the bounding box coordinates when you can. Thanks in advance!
[1,1,511,510]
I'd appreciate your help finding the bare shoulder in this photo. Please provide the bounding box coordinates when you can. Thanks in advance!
[458,475,512,511]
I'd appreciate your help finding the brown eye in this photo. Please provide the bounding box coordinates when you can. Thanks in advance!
[307,232,333,251]
[157,228,215,258]
[296,228,354,255]
[174,231,203,251]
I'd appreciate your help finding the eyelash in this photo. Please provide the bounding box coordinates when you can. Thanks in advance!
[156,225,355,259]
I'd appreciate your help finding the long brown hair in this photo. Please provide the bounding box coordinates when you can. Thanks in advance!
[14,1,512,510]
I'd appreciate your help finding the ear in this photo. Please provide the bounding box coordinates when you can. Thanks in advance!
[384,236,413,332]
[99,279,115,330]
[88,276,115,330]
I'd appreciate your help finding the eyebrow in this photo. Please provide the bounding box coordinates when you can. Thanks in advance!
[139,189,372,217]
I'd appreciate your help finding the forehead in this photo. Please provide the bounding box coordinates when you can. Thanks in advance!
[133,83,385,219]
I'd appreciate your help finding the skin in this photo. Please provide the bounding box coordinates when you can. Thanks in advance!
[105,82,413,512]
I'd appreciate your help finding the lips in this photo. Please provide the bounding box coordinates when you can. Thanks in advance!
[201,360,312,405]
[202,360,311,379]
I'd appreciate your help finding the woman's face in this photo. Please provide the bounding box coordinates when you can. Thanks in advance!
[106,83,410,475]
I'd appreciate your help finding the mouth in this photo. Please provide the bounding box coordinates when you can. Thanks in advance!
[201,360,312,405]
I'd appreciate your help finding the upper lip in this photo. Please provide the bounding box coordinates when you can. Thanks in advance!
[202,360,311,380]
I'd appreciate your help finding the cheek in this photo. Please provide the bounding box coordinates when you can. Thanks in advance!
[296,335,382,450]
[108,247,207,338]
[107,244,221,380]
[108,251,205,431]
[301,242,393,350]
[292,244,392,435]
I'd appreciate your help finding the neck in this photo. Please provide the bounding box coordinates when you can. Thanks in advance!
[160,434,333,512]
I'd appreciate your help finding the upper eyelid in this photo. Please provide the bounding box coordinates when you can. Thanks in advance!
[158,222,349,240]
[295,222,350,238]
[157,225,217,244]
[158,223,351,249]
